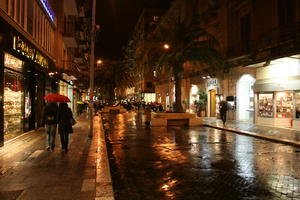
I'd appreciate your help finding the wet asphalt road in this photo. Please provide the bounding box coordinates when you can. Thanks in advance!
[103,112,300,200]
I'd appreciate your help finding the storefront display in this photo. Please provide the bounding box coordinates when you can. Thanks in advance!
[295,92,300,119]
[4,69,23,135]
[275,92,293,118]
[258,93,273,118]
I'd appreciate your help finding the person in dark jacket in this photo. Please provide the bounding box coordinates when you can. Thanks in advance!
[57,103,74,152]
[219,100,229,125]
[42,102,58,151]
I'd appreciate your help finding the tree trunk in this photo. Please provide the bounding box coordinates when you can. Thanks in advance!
[174,72,184,112]
[108,85,115,105]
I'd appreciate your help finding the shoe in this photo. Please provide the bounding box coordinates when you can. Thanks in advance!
[46,146,51,151]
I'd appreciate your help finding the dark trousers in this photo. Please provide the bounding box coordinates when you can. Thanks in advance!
[60,133,69,150]
[220,110,227,124]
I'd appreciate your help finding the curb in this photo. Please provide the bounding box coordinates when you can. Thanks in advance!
[94,116,115,200]
[203,123,300,147]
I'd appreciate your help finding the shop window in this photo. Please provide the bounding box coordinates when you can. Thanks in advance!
[258,93,273,118]
[295,92,300,119]
[275,92,293,118]
[4,69,23,137]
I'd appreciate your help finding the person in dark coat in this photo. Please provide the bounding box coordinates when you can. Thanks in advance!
[57,103,74,152]
[41,102,58,151]
[219,100,228,125]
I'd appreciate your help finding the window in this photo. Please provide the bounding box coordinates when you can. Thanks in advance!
[153,16,159,22]
[275,92,293,118]
[278,0,296,27]
[4,68,23,136]
[240,13,251,53]
[258,93,273,118]
[146,82,153,89]
[295,92,300,119]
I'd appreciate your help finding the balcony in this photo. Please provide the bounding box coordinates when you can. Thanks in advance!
[63,20,78,48]
[227,21,300,66]
[256,22,300,51]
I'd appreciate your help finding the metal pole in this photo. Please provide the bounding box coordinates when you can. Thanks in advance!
[89,0,96,137]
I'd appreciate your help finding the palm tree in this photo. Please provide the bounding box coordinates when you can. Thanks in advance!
[155,18,225,112]
[95,60,135,104]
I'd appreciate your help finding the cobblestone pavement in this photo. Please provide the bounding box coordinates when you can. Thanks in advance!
[103,112,300,200]
[0,115,114,200]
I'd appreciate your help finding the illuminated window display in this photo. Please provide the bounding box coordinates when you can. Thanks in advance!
[4,53,24,137]
[4,69,23,135]
[295,92,300,119]
[258,93,273,118]
[275,92,293,118]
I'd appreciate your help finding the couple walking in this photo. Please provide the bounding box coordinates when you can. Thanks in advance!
[42,102,75,152]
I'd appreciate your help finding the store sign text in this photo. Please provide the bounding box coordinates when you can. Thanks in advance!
[207,79,218,87]
[13,36,49,69]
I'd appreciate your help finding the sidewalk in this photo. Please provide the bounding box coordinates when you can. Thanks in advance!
[0,115,114,200]
[203,118,300,147]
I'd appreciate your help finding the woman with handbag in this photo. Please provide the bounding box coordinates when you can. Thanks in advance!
[57,103,75,152]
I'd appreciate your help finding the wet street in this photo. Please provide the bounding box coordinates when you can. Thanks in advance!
[103,112,300,200]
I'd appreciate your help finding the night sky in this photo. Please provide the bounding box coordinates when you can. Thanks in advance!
[95,0,143,60]
[95,0,173,60]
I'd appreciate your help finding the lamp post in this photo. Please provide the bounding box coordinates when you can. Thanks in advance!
[89,0,96,138]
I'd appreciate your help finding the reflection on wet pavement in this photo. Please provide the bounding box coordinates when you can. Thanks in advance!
[103,112,300,200]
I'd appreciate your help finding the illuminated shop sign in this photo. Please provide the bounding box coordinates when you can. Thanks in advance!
[206,79,218,87]
[4,53,23,72]
[38,0,56,22]
[13,36,49,69]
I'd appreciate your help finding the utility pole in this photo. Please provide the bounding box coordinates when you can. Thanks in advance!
[89,0,96,137]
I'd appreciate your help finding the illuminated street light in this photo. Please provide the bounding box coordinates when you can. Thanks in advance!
[97,59,102,65]
[163,44,170,50]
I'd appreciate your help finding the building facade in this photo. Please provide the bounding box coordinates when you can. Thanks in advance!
[0,0,89,146]
[132,0,300,129]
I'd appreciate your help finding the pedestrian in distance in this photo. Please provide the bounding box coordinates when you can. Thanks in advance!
[41,102,58,151]
[144,105,151,126]
[57,103,75,152]
[219,100,229,125]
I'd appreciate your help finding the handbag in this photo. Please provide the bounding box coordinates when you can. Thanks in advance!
[70,118,77,126]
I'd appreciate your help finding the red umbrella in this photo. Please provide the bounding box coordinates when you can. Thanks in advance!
[44,94,71,103]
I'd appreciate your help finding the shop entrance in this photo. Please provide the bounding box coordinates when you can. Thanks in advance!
[237,74,255,122]
[210,89,216,117]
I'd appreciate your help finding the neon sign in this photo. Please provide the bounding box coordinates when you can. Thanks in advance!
[38,0,56,22]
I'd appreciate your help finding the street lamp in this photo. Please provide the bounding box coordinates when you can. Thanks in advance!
[97,59,102,65]
[163,44,170,50]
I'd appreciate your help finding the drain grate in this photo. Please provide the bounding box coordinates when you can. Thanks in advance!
[0,190,23,200]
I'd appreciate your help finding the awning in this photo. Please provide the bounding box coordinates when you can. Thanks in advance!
[254,77,300,92]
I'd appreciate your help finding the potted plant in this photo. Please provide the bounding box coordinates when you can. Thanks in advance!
[194,88,207,117]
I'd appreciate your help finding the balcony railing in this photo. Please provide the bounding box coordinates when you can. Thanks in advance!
[63,21,78,38]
